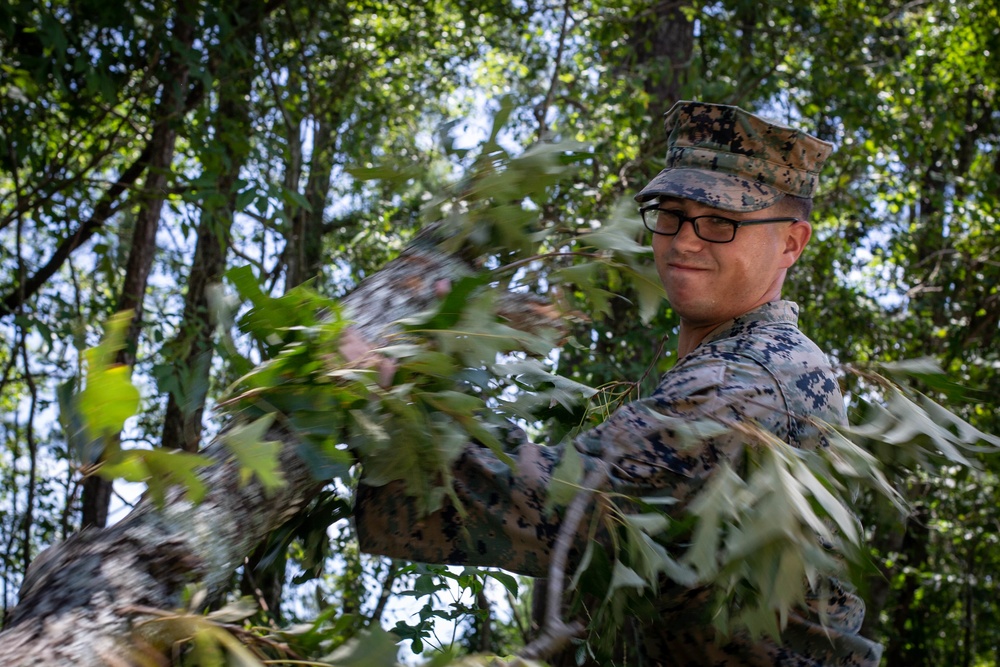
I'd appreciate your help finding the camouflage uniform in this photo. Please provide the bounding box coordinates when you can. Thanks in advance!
[355,102,883,665]
[356,301,881,665]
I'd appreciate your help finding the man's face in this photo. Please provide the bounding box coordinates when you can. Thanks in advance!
[650,197,809,328]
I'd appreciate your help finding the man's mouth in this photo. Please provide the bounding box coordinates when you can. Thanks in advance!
[667,261,709,271]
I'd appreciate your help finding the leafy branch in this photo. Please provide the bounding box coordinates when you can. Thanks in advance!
[64,105,1000,666]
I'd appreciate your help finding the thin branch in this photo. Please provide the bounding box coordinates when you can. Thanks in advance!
[476,586,493,653]
[18,331,40,571]
[534,0,574,140]
[240,556,277,620]
[505,587,530,644]
[495,250,603,277]
[229,243,268,273]
[0,152,137,316]
[518,461,610,661]
[0,70,212,318]
[0,50,158,235]
[368,560,399,627]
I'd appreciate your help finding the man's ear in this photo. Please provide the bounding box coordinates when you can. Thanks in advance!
[780,221,812,268]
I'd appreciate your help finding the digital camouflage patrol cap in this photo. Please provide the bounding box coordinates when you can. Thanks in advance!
[635,101,834,212]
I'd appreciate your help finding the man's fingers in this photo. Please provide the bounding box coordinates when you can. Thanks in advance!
[340,326,397,388]
[377,358,396,388]
[339,326,372,364]
[434,278,451,298]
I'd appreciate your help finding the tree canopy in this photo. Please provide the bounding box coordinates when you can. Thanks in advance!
[1,0,999,665]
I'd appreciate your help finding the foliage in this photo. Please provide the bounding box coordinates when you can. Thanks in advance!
[1,0,1000,665]
[68,116,1000,664]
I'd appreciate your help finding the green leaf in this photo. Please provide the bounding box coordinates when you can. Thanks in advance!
[220,415,286,494]
[188,624,227,667]
[578,201,649,257]
[455,417,515,468]
[100,449,212,507]
[207,623,268,666]
[494,358,599,409]
[488,95,516,143]
[917,393,1000,448]
[206,596,259,623]
[78,311,140,440]
[623,511,669,535]
[399,274,491,332]
[485,570,520,598]
[322,625,401,666]
[618,260,666,324]
[606,561,646,597]
[790,459,859,545]
[682,463,744,578]
[546,442,584,511]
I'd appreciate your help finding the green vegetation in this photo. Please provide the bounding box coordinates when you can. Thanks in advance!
[1,0,999,664]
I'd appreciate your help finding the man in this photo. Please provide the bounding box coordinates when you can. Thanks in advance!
[355,101,882,665]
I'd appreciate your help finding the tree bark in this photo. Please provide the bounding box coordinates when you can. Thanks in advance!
[0,230,474,665]
[80,0,199,529]
[859,501,908,641]
[161,0,263,454]
[882,501,931,667]
[631,0,694,109]
[284,117,338,289]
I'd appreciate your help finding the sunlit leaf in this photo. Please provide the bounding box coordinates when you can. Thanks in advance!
[78,311,140,440]
[220,415,286,494]
[321,625,401,666]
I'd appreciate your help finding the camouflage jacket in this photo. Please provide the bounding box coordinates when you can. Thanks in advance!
[355,300,883,666]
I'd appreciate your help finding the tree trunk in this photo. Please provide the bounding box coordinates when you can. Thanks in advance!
[533,4,696,662]
[631,0,694,109]
[284,117,337,289]
[859,500,908,641]
[240,107,341,618]
[161,0,263,454]
[882,501,932,667]
[0,230,474,665]
[960,535,978,667]
[80,0,199,529]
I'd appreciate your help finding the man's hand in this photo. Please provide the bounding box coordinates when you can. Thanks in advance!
[339,327,396,389]
[339,279,449,390]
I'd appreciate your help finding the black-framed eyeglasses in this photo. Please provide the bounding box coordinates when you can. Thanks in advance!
[639,204,800,244]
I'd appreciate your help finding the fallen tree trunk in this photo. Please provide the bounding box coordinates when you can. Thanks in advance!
[0,232,475,665]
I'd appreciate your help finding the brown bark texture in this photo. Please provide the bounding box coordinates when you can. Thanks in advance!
[0,231,475,665]
[160,0,262,454]
[80,0,199,530]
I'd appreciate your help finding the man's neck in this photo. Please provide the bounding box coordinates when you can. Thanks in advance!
[674,301,773,358]
[675,323,715,359]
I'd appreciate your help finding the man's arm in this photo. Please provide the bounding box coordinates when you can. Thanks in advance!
[356,438,582,577]
[354,352,791,576]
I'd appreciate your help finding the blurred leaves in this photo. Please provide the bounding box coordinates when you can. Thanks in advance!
[569,361,998,652]
[220,416,286,495]
[74,86,1000,663]
[5,0,1000,663]
[76,311,140,442]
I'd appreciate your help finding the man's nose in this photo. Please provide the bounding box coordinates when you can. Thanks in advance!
[671,218,704,249]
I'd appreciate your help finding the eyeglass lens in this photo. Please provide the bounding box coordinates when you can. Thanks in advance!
[645,209,736,242]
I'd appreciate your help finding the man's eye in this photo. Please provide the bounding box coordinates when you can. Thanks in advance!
[702,217,734,229]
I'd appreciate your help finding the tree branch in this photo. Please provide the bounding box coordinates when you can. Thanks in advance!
[0,227,477,664]
[534,0,574,140]
[0,73,210,319]
[518,463,607,661]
